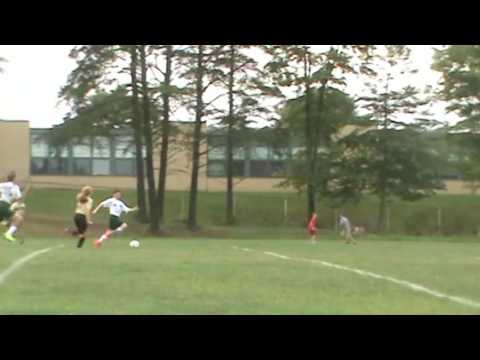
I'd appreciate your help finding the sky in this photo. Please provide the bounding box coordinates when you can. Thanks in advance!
[0,45,460,129]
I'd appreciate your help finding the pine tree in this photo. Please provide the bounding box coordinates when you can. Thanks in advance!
[433,45,480,190]
[177,45,226,230]
[330,46,444,232]
[214,45,280,225]
[139,45,159,233]
[58,45,149,221]
[263,45,368,223]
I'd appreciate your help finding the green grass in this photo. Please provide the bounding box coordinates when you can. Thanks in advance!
[3,188,479,314]
[1,236,480,314]
[23,188,480,236]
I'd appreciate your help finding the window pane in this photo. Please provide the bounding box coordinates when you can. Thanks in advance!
[115,137,135,159]
[207,161,225,177]
[73,138,92,158]
[271,147,288,160]
[291,146,306,158]
[232,161,245,177]
[31,135,49,157]
[31,158,49,174]
[72,159,91,175]
[271,161,287,177]
[50,146,69,158]
[93,137,111,158]
[233,147,245,160]
[115,159,135,176]
[250,161,271,177]
[209,146,225,160]
[92,159,111,175]
[47,158,69,174]
[250,146,269,160]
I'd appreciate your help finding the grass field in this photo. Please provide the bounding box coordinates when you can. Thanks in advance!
[23,188,480,236]
[2,188,480,314]
[1,235,480,314]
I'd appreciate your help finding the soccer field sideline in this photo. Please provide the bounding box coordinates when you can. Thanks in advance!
[233,245,480,310]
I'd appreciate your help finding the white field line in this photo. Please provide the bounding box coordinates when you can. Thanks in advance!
[0,245,64,286]
[233,246,480,310]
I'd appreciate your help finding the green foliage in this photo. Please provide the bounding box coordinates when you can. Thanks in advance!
[433,45,480,191]
[59,46,121,108]
[325,46,443,230]
[331,128,445,203]
[433,45,480,129]
[278,88,358,194]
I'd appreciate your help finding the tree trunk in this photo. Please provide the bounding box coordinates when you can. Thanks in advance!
[187,45,204,231]
[377,80,390,233]
[304,51,315,223]
[129,45,147,223]
[139,45,159,234]
[157,45,173,228]
[226,45,235,225]
[377,191,387,233]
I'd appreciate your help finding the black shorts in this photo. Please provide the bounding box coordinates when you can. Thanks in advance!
[109,215,125,231]
[74,214,88,235]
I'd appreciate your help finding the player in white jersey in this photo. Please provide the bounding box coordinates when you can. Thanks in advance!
[339,213,356,244]
[92,189,138,248]
[0,171,24,243]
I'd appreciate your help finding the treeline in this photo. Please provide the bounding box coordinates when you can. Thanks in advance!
[51,45,480,234]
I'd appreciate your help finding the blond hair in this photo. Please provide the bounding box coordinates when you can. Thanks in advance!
[77,186,93,204]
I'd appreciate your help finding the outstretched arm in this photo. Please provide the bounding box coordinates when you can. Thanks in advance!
[125,205,139,213]
[92,201,105,215]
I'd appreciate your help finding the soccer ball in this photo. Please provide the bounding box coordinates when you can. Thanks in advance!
[129,240,140,248]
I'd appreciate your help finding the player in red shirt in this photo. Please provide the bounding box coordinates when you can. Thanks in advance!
[308,212,318,243]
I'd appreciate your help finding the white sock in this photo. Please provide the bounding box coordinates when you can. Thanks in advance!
[7,225,18,236]
[114,228,124,234]
[99,233,109,242]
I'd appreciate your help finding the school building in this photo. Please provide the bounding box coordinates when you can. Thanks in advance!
[0,119,471,194]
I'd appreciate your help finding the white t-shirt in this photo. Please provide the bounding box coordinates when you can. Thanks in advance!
[100,197,133,217]
[0,182,22,204]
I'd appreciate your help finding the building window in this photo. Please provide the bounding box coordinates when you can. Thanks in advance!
[207,161,225,177]
[114,159,136,176]
[92,159,111,175]
[72,138,92,158]
[46,158,69,174]
[72,159,91,175]
[30,131,145,177]
[115,136,135,159]
[250,146,269,160]
[233,147,245,160]
[93,137,111,158]
[31,135,49,157]
[30,133,70,175]
[271,161,288,177]
[249,160,287,178]
[271,147,289,160]
[250,161,272,177]
[209,146,226,160]
[291,146,306,158]
[232,160,245,177]
[31,158,49,175]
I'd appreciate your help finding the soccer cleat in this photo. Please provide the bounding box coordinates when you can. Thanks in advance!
[94,239,102,248]
[4,232,16,243]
